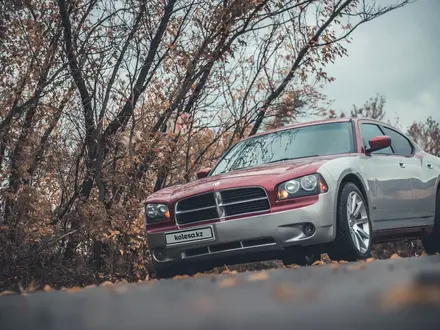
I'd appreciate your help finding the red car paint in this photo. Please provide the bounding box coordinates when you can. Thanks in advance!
[146,117,409,234]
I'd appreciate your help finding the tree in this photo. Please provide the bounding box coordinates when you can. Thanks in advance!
[0,0,417,289]
[408,117,440,156]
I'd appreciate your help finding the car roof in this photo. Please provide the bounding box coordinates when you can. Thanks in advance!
[240,117,361,142]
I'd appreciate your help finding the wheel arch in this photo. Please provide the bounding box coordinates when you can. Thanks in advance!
[335,172,370,221]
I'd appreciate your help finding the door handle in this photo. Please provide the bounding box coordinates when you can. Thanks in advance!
[399,161,406,168]
[427,163,433,169]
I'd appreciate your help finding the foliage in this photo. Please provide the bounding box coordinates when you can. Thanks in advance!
[0,0,425,290]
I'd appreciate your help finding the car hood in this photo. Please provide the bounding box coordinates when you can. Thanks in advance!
[146,154,348,203]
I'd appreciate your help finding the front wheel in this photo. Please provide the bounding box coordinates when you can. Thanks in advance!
[421,190,440,254]
[328,182,373,261]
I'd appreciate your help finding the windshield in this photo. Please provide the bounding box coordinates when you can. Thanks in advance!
[210,122,355,176]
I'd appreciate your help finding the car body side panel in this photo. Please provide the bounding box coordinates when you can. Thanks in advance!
[410,152,439,220]
[319,155,427,231]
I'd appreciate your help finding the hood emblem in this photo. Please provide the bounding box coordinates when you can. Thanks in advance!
[212,182,220,187]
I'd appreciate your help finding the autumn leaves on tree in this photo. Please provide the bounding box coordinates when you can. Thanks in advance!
[2,0,435,289]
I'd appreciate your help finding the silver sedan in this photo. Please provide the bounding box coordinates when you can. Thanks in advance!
[144,118,440,278]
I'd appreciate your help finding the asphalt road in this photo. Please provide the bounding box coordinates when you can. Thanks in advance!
[1,255,440,330]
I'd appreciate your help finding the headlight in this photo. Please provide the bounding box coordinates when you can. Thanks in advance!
[145,203,170,224]
[277,174,328,200]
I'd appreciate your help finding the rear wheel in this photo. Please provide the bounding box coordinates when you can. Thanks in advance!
[421,190,440,254]
[328,182,373,261]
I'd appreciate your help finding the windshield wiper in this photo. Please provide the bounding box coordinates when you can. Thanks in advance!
[266,155,320,164]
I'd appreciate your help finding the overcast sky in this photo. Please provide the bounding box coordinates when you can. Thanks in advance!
[320,0,439,132]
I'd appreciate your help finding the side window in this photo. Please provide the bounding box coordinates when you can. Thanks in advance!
[360,123,393,154]
[382,127,413,157]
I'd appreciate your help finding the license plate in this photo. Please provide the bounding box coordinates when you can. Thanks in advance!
[165,227,214,245]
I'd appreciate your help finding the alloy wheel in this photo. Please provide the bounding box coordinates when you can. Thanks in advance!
[346,191,370,254]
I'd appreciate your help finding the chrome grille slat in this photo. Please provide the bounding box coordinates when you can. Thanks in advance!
[175,187,270,225]
[219,196,267,206]
[175,205,217,214]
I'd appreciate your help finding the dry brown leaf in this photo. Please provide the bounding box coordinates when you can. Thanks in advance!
[172,274,190,280]
[390,253,401,259]
[366,257,376,263]
[271,283,295,302]
[0,290,17,296]
[339,260,349,264]
[100,281,114,287]
[312,260,324,266]
[421,251,428,256]
[218,277,238,288]
[43,285,54,292]
[24,281,39,294]
[380,283,440,309]
[65,286,82,293]
[321,253,331,264]
[247,271,269,281]
[193,272,207,278]
[286,264,301,268]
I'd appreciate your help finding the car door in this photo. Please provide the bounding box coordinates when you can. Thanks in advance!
[358,122,414,230]
[381,125,437,222]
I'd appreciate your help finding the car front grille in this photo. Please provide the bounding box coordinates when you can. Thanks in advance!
[175,187,270,225]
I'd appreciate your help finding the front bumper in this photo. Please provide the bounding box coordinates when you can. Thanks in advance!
[147,189,337,267]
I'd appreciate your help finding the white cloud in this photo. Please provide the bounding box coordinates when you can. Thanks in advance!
[320,0,440,132]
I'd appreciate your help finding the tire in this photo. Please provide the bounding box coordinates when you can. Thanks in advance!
[421,190,440,254]
[281,247,321,266]
[327,182,373,261]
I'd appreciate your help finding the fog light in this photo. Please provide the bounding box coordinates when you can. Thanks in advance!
[154,248,166,261]
[303,223,315,237]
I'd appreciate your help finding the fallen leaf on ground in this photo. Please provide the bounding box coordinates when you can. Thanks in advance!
[193,272,207,278]
[380,283,440,309]
[24,281,39,294]
[65,286,81,293]
[172,274,190,280]
[218,277,238,288]
[321,253,331,264]
[366,257,376,263]
[271,283,295,301]
[247,271,269,281]
[100,281,114,287]
[0,290,17,296]
[221,270,238,275]
[43,285,54,292]
[312,260,324,266]
[339,260,349,264]
[390,253,401,259]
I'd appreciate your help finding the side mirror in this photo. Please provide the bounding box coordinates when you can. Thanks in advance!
[196,168,211,179]
[366,135,391,153]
